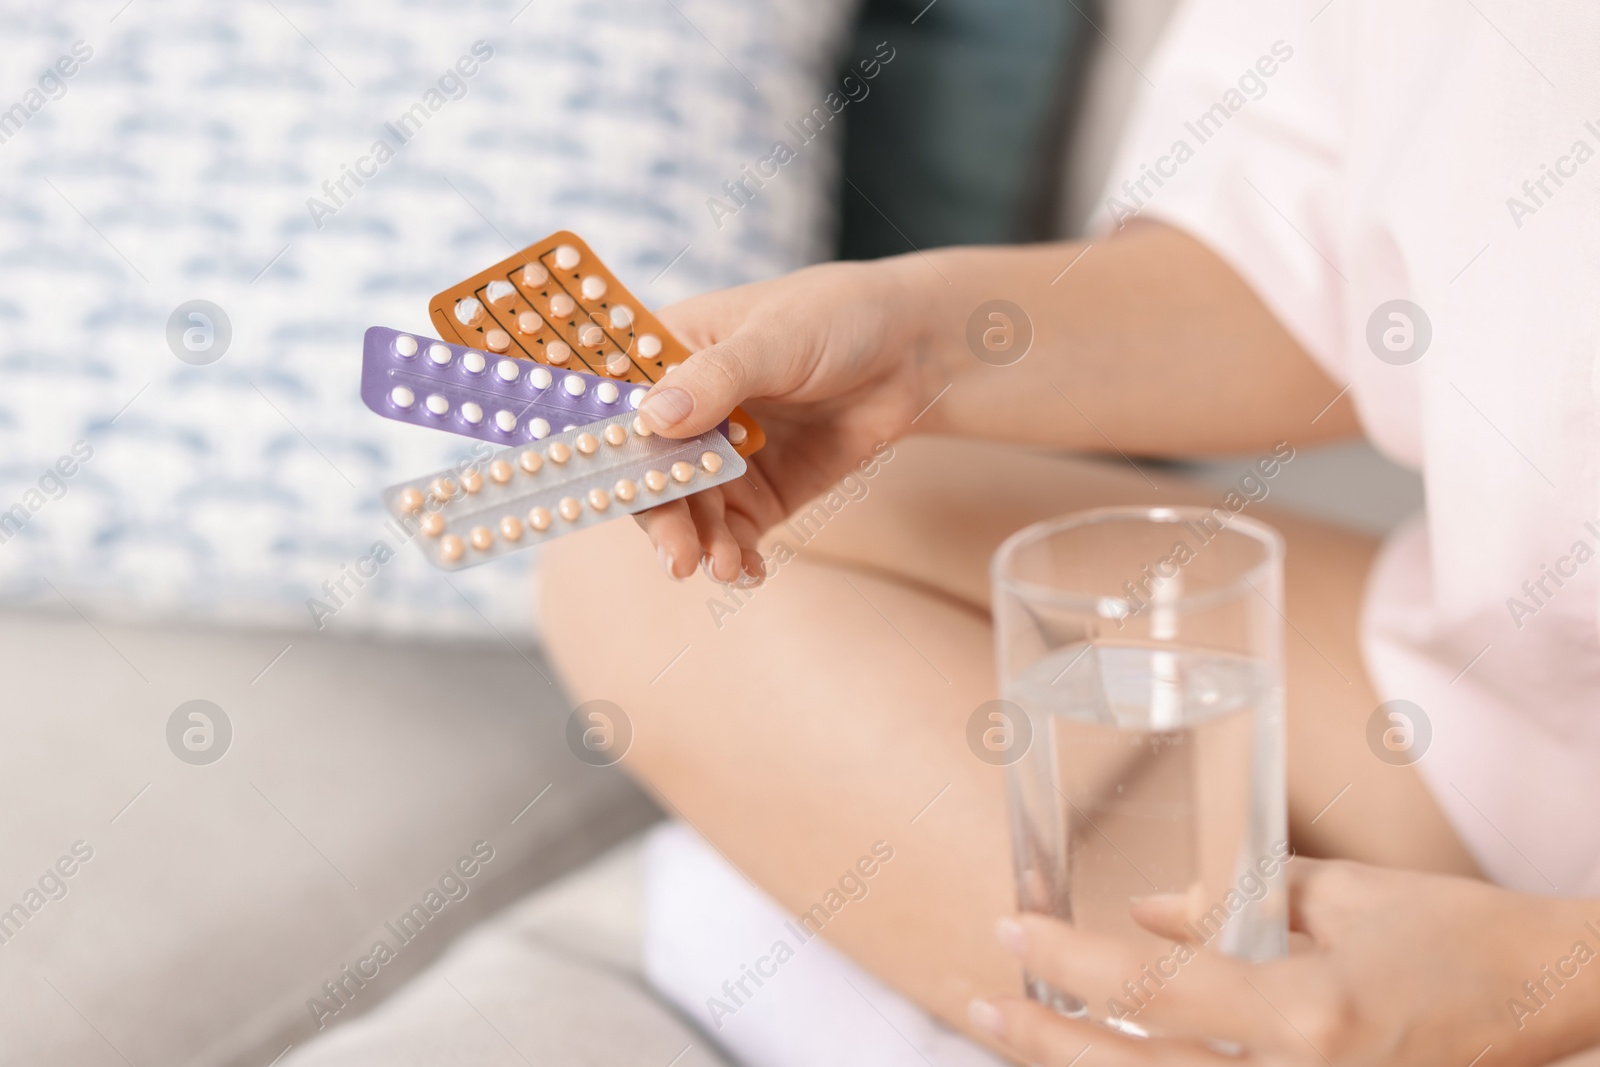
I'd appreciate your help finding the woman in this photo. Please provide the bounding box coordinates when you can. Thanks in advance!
[543,0,1600,1062]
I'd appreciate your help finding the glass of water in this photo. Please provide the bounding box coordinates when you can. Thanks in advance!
[991,506,1288,1025]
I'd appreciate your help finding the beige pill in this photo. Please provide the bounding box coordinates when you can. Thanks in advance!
[670,461,694,484]
[644,469,667,493]
[609,305,633,329]
[581,275,607,300]
[578,323,606,348]
[637,334,662,358]
[468,526,493,551]
[485,329,511,352]
[398,487,425,513]
[527,506,552,531]
[485,279,516,304]
[547,442,571,464]
[603,423,627,447]
[489,460,513,484]
[632,416,653,438]
[700,451,724,474]
[605,351,632,377]
[557,496,582,522]
[419,512,445,537]
[517,311,542,335]
[550,293,575,318]
[574,433,599,456]
[439,534,464,562]
[587,488,610,511]
[522,262,549,286]
[614,478,637,503]
[554,244,581,270]
[460,468,484,494]
[499,516,523,541]
[429,477,456,502]
[727,421,749,446]
[546,340,572,365]
[518,448,544,474]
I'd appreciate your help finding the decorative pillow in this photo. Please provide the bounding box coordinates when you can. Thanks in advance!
[0,0,859,640]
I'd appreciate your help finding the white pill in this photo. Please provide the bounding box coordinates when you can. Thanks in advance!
[496,359,520,382]
[426,394,449,416]
[495,409,517,433]
[637,334,662,358]
[528,417,551,439]
[393,335,418,358]
[390,385,415,409]
[554,244,580,270]
[628,388,646,409]
[528,366,553,390]
[609,305,634,328]
[454,298,483,326]
[462,351,486,374]
[596,382,620,404]
[522,262,549,286]
[581,275,607,300]
[563,375,586,397]
[485,279,516,304]
[428,343,452,366]
[461,402,483,425]
[550,293,575,318]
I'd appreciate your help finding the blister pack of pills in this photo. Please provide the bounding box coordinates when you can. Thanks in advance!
[361,326,645,445]
[428,230,766,457]
[383,410,747,569]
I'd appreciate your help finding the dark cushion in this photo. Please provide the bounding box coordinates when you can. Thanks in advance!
[837,0,1090,258]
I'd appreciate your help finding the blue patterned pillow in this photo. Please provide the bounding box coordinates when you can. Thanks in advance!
[0,0,858,639]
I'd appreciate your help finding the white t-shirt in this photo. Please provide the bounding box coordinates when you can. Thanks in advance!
[1105,0,1600,893]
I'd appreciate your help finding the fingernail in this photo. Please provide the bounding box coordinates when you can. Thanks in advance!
[996,917,1025,957]
[968,999,1005,1038]
[640,387,694,431]
[658,545,677,579]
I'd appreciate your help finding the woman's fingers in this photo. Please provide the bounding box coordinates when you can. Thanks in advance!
[686,490,742,582]
[1003,914,1293,1046]
[632,497,698,579]
[1128,889,1206,942]
[970,997,1237,1067]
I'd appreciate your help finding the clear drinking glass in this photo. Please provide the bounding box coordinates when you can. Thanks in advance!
[992,506,1288,1028]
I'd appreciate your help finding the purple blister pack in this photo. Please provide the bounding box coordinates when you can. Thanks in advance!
[360,326,645,444]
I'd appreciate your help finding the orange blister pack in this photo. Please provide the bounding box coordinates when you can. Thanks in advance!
[429,231,765,457]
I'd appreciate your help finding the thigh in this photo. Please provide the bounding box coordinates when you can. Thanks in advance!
[764,436,1476,874]
[537,436,1476,1041]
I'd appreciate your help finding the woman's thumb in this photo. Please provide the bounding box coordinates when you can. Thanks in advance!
[636,334,781,438]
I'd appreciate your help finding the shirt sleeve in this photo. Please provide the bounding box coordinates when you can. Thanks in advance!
[1094,0,1352,382]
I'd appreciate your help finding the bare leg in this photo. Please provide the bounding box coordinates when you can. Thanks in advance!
[538,436,1477,1044]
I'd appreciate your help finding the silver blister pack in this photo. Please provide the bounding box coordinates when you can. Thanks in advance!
[382,411,746,570]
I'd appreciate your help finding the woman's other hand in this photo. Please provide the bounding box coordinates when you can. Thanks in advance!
[970,858,1600,1066]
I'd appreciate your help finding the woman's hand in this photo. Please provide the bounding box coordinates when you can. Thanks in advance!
[634,256,946,582]
[970,858,1600,1066]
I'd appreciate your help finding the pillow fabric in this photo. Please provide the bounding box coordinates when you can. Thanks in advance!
[0,0,859,641]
